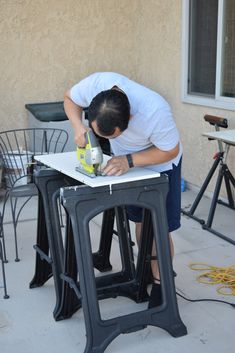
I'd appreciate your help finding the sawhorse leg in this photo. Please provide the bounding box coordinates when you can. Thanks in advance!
[182,151,235,245]
[181,153,221,224]
[202,163,235,244]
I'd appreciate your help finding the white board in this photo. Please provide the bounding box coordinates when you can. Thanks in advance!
[203,129,235,145]
[34,151,160,188]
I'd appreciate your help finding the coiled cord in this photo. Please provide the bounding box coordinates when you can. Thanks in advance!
[176,263,235,309]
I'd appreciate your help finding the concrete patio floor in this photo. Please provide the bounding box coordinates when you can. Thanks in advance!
[0,188,235,353]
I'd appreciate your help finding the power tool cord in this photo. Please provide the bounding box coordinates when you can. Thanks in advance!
[176,291,235,308]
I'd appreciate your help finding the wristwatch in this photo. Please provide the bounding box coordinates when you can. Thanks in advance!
[126,154,134,168]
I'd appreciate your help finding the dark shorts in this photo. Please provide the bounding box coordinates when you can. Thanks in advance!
[126,157,182,232]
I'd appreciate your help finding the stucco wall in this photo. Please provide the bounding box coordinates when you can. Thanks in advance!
[0,0,235,194]
[0,0,138,128]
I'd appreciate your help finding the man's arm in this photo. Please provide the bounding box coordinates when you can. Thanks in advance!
[132,143,179,166]
[64,90,88,147]
[102,143,180,176]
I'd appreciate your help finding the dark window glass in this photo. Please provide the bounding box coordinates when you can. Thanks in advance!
[222,0,235,97]
[188,0,218,96]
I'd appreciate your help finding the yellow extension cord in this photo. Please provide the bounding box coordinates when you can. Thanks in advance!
[189,263,235,296]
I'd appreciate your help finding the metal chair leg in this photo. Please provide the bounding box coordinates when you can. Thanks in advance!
[0,195,9,263]
[10,196,20,262]
[0,213,9,298]
[10,194,34,262]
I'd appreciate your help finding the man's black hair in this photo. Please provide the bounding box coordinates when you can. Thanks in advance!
[87,89,130,136]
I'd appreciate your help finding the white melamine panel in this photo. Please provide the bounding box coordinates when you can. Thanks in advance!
[34,152,160,188]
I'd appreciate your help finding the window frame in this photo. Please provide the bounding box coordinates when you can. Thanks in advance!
[182,0,235,110]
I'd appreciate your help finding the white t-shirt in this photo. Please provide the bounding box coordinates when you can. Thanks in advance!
[70,72,182,172]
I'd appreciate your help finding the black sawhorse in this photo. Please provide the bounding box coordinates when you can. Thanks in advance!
[30,168,135,320]
[61,176,187,353]
[182,115,235,245]
[30,169,116,320]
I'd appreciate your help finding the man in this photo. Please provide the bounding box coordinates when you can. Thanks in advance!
[64,72,182,308]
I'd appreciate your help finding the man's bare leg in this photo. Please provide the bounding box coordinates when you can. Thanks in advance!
[135,222,174,281]
[135,222,174,307]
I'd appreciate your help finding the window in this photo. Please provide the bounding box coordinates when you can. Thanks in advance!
[182,0,235,110]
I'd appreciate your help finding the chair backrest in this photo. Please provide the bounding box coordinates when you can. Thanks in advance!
[0,128,68,188]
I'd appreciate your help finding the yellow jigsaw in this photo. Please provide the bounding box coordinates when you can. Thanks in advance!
[76,130,103,178]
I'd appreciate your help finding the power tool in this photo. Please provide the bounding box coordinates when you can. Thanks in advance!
[76,130,103,178]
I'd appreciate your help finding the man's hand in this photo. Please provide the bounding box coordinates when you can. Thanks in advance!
[74,124,90,147]
[102,156,130,176]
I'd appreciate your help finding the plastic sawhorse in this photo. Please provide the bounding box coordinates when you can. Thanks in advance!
[61,176,187,353]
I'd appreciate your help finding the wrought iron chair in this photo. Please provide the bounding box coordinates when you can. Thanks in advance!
[0,128,68,262]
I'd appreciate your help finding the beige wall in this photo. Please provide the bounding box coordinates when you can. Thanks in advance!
[1,0,235,193]
[0,0,138,127]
